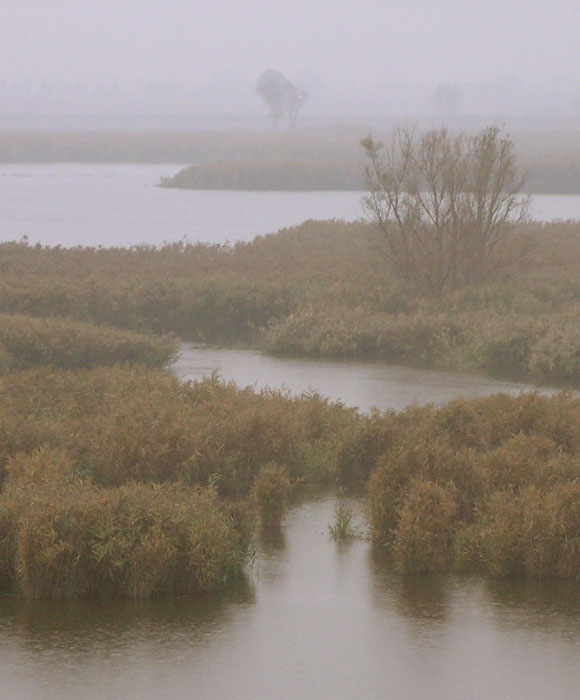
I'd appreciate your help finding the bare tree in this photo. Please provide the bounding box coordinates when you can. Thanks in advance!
[361,126,530,296]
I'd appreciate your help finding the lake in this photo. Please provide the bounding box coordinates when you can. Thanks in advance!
[1,164,580,248]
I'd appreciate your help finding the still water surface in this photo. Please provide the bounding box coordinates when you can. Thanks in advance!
[174,342,560,413]
[1,497,580,700]
[1,164,580,248]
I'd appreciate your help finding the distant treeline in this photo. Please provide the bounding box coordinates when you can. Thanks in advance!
[160,158,364,191]
[2,128,580,193]
[0,128,361,164]
[0,219,579,385]
[161,153,580,194]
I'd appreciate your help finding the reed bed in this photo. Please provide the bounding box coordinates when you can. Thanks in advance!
[0,366,352,494]
[1,366,579,587]
[0,312,177,371]
[0,219,578,384]
[3,127,580,193]
[366,392,580,578]
[1,475,250,599]
[0,366,352,598]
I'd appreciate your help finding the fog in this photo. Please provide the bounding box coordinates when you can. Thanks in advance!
[1,0,580,123]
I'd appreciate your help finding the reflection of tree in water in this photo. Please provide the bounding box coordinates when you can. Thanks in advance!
[368,544,450,623]
[483,578,580,639]
[0,581,255,657]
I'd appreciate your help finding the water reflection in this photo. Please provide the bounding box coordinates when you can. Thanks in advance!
[368,546,450,629]
[257,524,287,555]
[483,578,580,639]
[174,343,561,413]
[2,497,580,700]
[0,583,255,657]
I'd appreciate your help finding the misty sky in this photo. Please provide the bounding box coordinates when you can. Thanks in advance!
[2,0,579,90]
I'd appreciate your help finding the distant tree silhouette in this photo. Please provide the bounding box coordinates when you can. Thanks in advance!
[256,70,308,129]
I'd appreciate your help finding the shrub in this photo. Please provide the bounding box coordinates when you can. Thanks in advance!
[0,313,177,370]
[251,462,292,528]
[2,482,249,599]
[368,392,580,578]
[329,499,357,540]
[394,480,458,574]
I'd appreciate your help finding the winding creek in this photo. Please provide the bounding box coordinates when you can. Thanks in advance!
[2,345,579,699]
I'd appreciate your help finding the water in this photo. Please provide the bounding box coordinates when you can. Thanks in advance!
[174,343,560,413]
[1,164,580,248]
[1,497,579,700]
[1,163,579,698]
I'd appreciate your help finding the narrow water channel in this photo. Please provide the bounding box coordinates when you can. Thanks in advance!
[173,342,560,412]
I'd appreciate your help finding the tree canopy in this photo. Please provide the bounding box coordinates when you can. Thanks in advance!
[362,126,530,296]
[256,70,308,129]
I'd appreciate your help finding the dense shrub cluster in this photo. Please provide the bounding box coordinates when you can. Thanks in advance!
[0,367,352,495]
[0,365,578,588]
[366,392,580,578]
[0,312,177,371]
[1,472,249,599]
[0,366,355,598]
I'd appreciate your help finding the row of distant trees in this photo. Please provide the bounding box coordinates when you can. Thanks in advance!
[255,72,580,122]
[253,71,463,127]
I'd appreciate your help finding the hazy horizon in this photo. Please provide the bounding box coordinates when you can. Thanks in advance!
[1,1,579,122]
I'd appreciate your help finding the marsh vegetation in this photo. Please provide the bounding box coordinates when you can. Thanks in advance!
[0,214,578,385]
[0,127,579,603]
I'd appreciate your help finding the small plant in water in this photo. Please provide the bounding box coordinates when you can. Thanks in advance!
[329,499,357,540]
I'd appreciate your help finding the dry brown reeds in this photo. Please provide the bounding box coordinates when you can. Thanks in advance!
[366,392,580,578]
